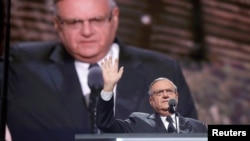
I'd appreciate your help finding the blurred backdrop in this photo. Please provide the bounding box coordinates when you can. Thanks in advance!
[2,0,250,124]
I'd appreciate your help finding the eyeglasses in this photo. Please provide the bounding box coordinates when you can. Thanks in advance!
[56,13,113,29]
[151,88,176,96]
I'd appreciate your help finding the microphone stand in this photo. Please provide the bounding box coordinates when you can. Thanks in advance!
[174,111,180,133]
[89,88,101,134]
[87,64,103,134]
[168,99,179,134]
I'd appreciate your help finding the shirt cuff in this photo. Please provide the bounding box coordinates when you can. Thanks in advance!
[100,90,113,101]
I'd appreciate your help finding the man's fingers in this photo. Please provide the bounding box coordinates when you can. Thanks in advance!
[118,66,124,78]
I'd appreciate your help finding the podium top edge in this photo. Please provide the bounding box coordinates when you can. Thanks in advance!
[75,133,208,139]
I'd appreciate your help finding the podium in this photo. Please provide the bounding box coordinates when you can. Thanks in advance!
[75,133,207,141]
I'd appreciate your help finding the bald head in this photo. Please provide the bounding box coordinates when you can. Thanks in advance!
[52,0,117,14]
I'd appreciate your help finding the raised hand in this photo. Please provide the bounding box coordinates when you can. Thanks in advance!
[100,56,124,92]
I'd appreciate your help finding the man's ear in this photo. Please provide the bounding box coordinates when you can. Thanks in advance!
[112,7,120,28]
[53,16,61,31]
[149,96,153,106]
[112,7,119,21]
[176,93,179,103]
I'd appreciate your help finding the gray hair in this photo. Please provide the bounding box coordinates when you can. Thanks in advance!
[51,0,117,15]
[148,77,177,95]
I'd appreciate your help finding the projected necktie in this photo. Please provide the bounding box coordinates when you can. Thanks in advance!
[87,63,103,134]
[166,116,176,133]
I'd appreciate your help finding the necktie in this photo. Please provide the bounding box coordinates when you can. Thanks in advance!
[166,116,176,133]
[87,63,103,134]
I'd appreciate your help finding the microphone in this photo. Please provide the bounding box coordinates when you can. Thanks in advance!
[87,64,103,134]
[87,64,103,91]
[168,98,180,133]
[168,99,177,114]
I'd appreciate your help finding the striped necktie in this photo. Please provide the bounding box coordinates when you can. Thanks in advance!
[166,116,176,133]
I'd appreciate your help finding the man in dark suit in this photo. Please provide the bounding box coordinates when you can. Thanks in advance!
[0,0,197,140]
[97,57,207,133]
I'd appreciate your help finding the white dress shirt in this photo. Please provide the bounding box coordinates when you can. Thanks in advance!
[161,114,177,130]
[74,43,119,106]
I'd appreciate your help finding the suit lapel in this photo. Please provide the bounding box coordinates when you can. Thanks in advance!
[60,59,90,126]
[178,116,192,133]
[45,45,90,128]
[153,114,193,133]
[45,44,65,92]
[148,114,193,133]
[152,113,168,133]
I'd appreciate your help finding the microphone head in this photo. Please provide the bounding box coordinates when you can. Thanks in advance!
[87,65,104,91]
[168,99,177,107]
[168,99,177,114]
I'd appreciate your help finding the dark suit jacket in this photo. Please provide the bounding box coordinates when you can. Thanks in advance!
[0,40,197,141]
[96,97,207,133]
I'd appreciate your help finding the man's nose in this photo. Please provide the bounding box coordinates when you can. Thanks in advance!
[162,90,170,97]
[80,21,94,36]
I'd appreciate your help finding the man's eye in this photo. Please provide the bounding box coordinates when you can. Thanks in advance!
[156,90,163,94]
[166,89,172,93]
[90,18,105,25]
[68,20,81,25]
[92,18,103,22]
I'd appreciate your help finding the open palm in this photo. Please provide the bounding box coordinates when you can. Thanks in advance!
[100,56,124,91]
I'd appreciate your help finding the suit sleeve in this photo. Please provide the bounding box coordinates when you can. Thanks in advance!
[96,96,133,133]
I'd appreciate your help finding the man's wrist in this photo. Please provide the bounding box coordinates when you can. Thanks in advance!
[103,84,115,92]
[100,90,113,101]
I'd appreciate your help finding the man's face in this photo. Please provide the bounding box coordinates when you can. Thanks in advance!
[54,0,119,63]
[149,79,178,116]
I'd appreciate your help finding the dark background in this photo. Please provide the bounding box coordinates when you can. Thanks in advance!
[2,0,250,124]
